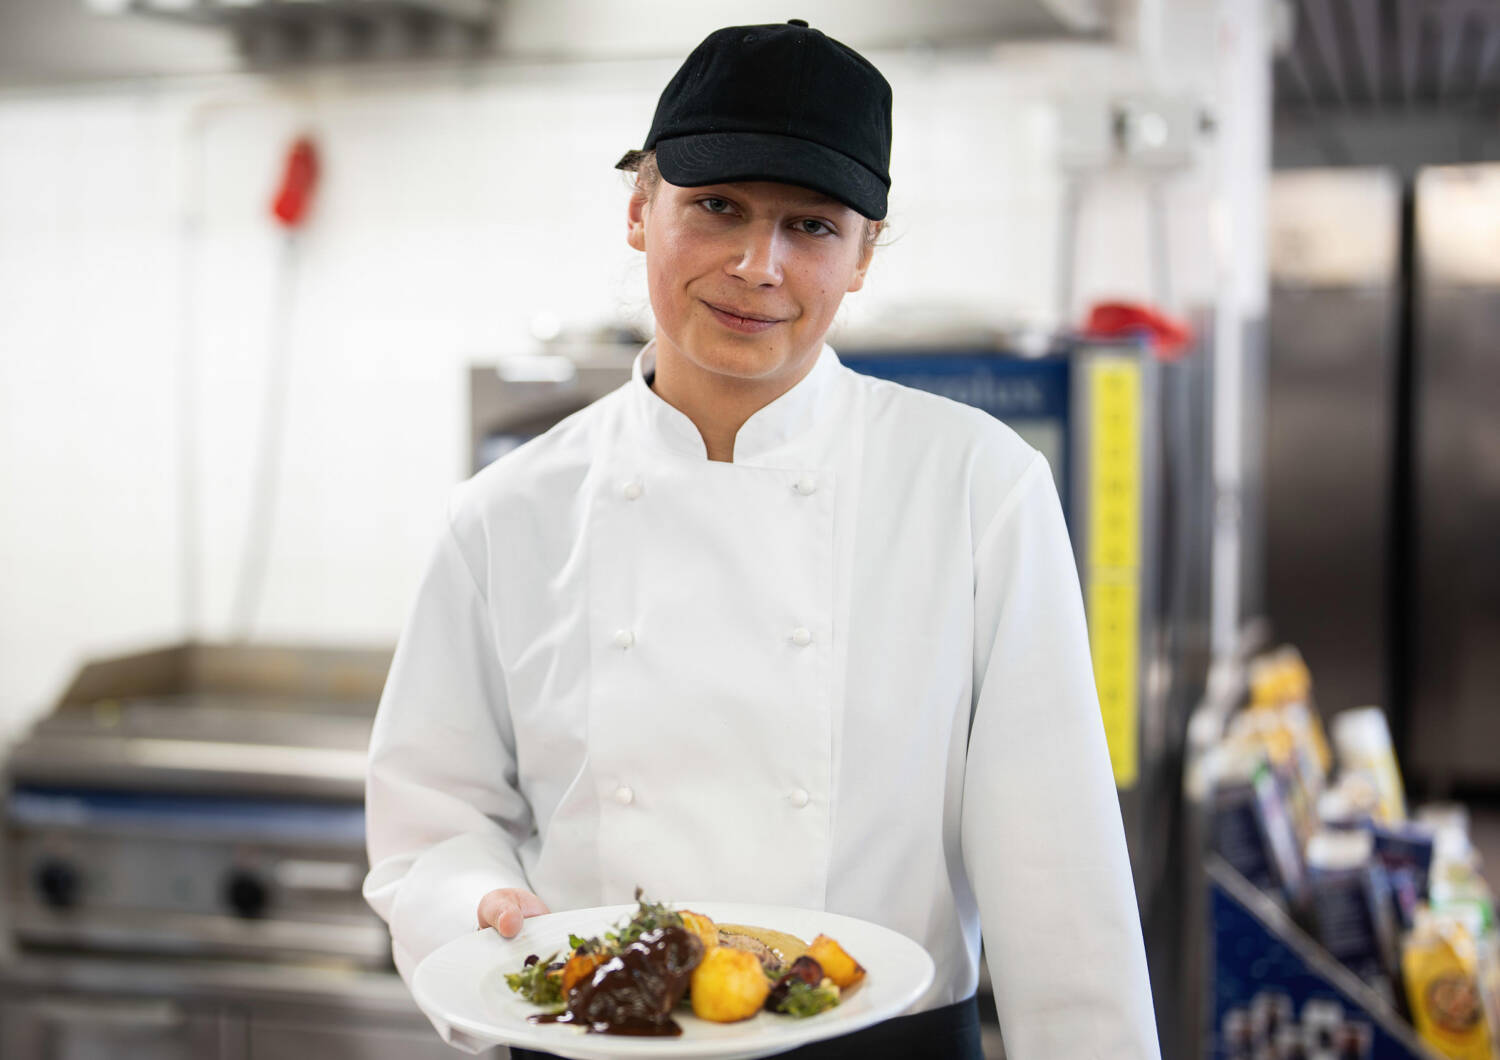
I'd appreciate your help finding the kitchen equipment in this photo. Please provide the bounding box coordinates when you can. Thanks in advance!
[2,642,387,966]
[837,338,1214,1057]
[1265,168,1401,723]
[1407,163,1500,793]
[1264,164,1500,793]
[0,642,495,1059]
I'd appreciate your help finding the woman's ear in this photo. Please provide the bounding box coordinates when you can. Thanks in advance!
[626,192,648,252]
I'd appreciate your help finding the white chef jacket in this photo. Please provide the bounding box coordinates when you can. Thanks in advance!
[363,341,1160,1058]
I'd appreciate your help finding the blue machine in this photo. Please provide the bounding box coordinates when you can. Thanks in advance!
[841,339,1215,1056]
[838,348,1074,523]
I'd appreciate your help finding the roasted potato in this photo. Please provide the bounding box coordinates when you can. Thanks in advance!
[679,910,720,955]
[560,950,604,995]
[690,945,771,1023]
[804,934,865,990]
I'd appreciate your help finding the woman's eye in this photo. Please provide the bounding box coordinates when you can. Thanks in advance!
[796,219,833,236]
[700,198,731,214]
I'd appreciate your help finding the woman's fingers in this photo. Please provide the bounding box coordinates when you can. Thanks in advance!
[477,887,551,937]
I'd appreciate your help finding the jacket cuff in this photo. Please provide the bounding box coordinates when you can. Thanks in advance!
[366,830,531,985]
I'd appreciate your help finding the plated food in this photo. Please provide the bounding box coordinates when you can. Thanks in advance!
[506,892,866,1037]
[412,899,933,1059]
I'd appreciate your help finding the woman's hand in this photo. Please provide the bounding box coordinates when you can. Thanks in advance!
[477,887,550,938]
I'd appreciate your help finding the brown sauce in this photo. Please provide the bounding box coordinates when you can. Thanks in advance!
[529,925,703,1037]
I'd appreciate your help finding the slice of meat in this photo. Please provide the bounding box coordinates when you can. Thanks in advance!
[537,926,704,1036]
[717,931,781,973]
[714,923,808,965]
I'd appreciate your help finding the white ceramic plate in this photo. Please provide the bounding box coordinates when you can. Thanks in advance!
[412,901,935,1060]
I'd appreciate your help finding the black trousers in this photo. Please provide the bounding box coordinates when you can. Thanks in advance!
[507,995,983,1059]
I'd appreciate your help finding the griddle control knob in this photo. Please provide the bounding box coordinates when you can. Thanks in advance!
[34,859,80,910]
[224,870,270,919]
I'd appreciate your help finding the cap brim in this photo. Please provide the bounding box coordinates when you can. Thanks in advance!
[655,131,888,221]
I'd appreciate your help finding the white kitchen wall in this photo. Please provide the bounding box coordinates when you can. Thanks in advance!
[0,15,1253,738]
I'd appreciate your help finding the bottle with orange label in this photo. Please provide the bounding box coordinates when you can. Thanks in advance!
[1402,908,1496,1060]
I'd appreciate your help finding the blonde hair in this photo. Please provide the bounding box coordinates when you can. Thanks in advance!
[617,148,884,247]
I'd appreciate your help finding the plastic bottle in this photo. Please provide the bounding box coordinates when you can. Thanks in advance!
[1318,784,1378,833]
[1402,908,1496,1060]
[1304,829,1401,1004]
[1331,708,1407,825]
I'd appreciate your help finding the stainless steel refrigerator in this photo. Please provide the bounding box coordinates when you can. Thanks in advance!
[1265,169,1402,720]
[1407,164,1500,793]
[1266,164,1500,793]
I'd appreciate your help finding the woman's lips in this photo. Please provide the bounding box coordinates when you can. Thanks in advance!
[704,301,783,334]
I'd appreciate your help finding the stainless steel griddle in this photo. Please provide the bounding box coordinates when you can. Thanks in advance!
[2,643,390,968]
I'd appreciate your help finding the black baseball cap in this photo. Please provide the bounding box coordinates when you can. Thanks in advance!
[618,20,893,220]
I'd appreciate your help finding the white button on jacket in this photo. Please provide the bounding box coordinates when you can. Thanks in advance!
[363,343,1160,1058]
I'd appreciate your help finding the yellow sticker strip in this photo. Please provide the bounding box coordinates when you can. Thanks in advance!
[1086,358,1141,789]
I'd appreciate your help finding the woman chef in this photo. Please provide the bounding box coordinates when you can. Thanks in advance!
[363,20,1159,1060]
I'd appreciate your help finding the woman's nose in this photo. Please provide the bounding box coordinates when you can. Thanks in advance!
[728,224,784,286]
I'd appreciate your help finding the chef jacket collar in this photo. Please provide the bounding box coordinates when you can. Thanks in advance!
[629,341,841,464]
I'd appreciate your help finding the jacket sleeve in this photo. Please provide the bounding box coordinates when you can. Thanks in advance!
[363,501,535,1053]
[960,453,1161,1059]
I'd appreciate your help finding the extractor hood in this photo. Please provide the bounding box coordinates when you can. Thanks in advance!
[485,0,1112,59]
[0,0,1118,88]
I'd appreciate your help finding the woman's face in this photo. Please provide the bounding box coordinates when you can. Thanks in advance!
[627,178,875,389]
